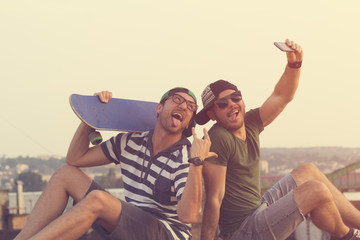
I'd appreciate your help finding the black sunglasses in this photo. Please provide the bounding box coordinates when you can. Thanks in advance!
[214,91,242,109]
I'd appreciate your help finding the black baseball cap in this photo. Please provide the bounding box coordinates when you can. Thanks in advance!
[195,80,238,125]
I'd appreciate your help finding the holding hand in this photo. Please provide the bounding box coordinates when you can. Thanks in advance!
[190,128,218,163]
[94,91,112,103]
[285,39,303,65]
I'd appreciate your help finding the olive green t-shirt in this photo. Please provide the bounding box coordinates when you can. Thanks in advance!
[206,108,264,234]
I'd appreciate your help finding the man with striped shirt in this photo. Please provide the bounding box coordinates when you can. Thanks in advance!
[15,87,217,240]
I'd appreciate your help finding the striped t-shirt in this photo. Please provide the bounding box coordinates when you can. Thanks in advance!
[101,130,192,239]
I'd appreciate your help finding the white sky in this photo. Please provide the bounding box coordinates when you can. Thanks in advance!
[1,0,360,158]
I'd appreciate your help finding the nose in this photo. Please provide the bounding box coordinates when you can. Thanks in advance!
[228,98,237,106]
[178,100,188,110]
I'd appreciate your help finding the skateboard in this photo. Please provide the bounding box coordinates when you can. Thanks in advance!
[70,94,158,145]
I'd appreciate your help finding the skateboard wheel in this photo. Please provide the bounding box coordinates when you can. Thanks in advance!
[89,130,103,145]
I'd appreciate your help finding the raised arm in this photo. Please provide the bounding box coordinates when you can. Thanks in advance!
[66,91,113,167]
[259,39,303,127]
[177,128,218,223]
[201,161,226,240]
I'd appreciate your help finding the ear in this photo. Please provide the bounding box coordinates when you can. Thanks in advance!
[207,110,216,121]
[156,103,163,114]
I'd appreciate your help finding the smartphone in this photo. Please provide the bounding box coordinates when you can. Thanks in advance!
[274,42,295,52]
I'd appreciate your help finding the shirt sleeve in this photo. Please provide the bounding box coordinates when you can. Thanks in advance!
[244,108,264,133]
[206,126,234,166]
[101,132,129,164]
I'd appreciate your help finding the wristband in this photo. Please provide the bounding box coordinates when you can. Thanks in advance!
[188,157,203,166]
[288,61,302,69]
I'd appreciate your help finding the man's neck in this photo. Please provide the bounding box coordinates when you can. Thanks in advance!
[231,125,246,141]
[151,128,182,156]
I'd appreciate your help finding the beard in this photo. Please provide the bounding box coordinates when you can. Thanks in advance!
[158,109,188,135]
[214,107,245,132]
[217,118,244,132]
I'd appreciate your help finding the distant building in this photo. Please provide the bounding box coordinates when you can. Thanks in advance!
[15,164,29,173]
[260,160,269,174]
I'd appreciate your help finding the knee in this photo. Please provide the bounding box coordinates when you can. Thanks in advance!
[51,165,80,181]
[84,190,113,215]
[291,163,323,181]
[52,165,82,180]
[294,163,319,174]
[48,165,88,191]
[304,180,333,204]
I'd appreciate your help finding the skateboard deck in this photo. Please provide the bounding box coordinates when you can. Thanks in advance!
[70,94,158,133]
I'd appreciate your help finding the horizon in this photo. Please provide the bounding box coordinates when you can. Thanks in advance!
[2,145,360,159]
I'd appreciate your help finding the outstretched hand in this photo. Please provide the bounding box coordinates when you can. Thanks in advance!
[190,127,218,162]
[285,39,303,63]
[94,91,113,103]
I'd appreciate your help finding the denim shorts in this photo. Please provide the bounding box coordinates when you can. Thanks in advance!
[85,181,173,240]
[223,174,305,240]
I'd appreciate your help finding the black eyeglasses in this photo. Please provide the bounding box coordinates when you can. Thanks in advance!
[170,94,198,112]
[214,91,242,109]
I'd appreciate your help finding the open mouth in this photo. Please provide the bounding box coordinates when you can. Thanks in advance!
[172,112,184,122]
[228,109,239,121]
[171,112,184,127]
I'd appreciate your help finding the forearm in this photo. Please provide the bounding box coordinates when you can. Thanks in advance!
[201,200,221,240]
[260,65,301,127]
[273,65,301,102]
[66,123,91,165]
[177,127,216,223]
[274,38,302,102]
[177,165,203,223]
